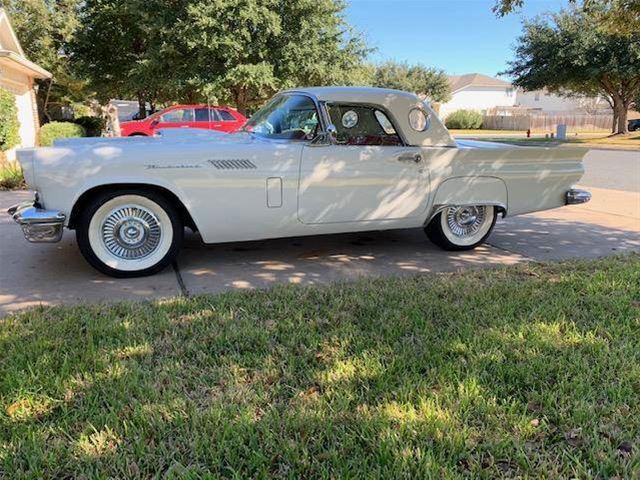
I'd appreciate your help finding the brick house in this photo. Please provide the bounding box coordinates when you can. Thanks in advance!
[0,8,51,161]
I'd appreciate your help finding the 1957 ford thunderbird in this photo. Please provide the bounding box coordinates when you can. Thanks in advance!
[9,87,591,277]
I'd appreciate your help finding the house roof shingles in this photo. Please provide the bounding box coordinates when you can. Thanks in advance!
[448,73,511,93]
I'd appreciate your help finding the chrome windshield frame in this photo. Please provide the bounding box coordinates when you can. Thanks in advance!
[244,91,329,143]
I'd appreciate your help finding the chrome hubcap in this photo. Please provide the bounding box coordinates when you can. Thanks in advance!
[101,205,161,259]
[446,206,487,237]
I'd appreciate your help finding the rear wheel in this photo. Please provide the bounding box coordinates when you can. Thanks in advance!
[425,205,497,251]
[76,190,183,277]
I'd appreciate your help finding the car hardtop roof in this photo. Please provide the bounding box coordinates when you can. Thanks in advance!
[162,104,235,110]
[283,86,421,104]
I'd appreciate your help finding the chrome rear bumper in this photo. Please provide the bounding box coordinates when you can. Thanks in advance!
[7,202,65,243]
[565,188,591,205]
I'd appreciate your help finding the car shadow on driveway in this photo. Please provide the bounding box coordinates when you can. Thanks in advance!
[175,211,639,296]
[2,210,638,317]
[175,228,526,296]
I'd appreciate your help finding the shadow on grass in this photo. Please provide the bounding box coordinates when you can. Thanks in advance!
[1,255,639,478]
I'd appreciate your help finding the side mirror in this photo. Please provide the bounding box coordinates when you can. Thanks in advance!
[150,119,159,127]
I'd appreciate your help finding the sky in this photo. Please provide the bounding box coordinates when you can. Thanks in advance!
[344,0,569,79]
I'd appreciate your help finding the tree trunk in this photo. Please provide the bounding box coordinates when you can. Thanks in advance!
[613,101,628,135]
[611,109,618,133]
[37,79,53,123]
[137,93,146,119]
[234,88,247,117]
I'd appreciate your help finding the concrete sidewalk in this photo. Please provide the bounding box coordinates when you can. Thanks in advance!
[1,150,638,316]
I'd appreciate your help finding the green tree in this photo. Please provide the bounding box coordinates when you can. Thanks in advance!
[163,0,372,114]
[0,87,20,151]
[71,0,165,117]
[504,7,640,134]
[373,61,450,103]
[0,0,85,120]
[71,0,371,115]
[494,0,640,35]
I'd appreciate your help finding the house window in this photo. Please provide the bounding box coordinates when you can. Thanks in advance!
[534,92,540,102]
[506,88,513,97]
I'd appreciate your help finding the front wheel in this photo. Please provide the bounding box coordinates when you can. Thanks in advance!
[425,205,497,251]
[76,190,183,277]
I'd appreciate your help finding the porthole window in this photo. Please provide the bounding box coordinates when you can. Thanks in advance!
[341,110,359,129]
[409,108,429,132]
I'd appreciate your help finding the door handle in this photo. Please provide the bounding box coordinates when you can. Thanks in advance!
[397,153,422,163]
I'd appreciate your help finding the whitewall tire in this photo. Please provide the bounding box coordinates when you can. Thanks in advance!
[76,190,183,277]
[425,205,497,251]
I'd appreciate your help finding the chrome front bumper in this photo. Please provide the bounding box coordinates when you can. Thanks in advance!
[7,201,66,243]
[566,188,591,205]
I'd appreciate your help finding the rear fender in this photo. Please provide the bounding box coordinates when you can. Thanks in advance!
[430,176,508,221]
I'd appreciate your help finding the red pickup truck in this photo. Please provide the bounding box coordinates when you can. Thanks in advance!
[120,104,246,136]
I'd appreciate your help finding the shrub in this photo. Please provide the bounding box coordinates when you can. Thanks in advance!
[72,102,93,118]
[39,122,86,146]
[74,116,106,137]
[0,87,20,152]
[0,162,25,190]
[445,109,483,129]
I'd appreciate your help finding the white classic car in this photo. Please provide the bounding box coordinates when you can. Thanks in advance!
[9,87,590,277]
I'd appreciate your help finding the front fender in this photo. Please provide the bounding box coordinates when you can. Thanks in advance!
[67,176,200,229]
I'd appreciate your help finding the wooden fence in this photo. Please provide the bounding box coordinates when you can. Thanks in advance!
[482,113,613,132]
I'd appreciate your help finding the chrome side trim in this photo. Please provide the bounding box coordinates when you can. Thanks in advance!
[565,188,591,205]
[8,202,65,243]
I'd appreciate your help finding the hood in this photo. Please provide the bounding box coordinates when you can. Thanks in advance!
[120,119,144,127]
[52,129,256,148]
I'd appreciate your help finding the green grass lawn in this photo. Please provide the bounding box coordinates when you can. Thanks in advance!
[1,256,639,478]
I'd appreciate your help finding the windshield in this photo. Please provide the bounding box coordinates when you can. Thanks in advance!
[243,94,320,140]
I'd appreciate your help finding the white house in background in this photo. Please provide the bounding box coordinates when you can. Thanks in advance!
[516,88,611,114]
[0,8,51,161]
[439,73,516,118]
[438,73,612,118]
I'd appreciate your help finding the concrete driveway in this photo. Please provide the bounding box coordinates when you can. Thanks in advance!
[1,149,638,316]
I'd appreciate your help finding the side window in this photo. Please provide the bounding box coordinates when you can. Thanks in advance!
[160,108,194,123]
[326,104,402,146]
[194,108,210,122]
[217,109,236,121]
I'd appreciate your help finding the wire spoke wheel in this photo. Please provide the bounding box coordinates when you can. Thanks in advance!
[426,204,497,251]
[440,205,495,247]
[445,206,487,238]
[82,193,180,275]
[101,205,162,260]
